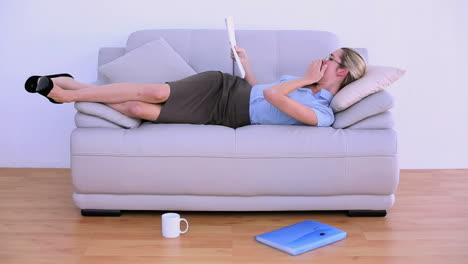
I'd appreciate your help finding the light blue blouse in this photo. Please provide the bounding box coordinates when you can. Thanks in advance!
[249,75,334,126]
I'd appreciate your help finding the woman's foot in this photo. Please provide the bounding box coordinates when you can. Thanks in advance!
[24,73,73,93]
[36,76,73,104]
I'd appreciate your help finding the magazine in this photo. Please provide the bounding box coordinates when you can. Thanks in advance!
[225,16,246,78]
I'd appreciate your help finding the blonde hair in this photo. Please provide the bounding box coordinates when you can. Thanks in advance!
[338,48,366,89]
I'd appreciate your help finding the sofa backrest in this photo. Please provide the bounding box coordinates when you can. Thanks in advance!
[97,29,367,85]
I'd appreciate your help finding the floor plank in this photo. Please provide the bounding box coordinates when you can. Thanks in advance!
[0,168,467,263]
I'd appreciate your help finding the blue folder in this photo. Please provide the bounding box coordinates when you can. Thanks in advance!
[255,220,347,256]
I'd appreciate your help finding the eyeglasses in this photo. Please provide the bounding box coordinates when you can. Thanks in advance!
[324,54,345,68]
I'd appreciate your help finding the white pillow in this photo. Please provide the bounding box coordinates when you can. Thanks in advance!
[347,111,394,129]
[75,112,122,129]
[99,37,196,84]
[330,65,405,112]
[332,90,394,129]
[74,102,142,129]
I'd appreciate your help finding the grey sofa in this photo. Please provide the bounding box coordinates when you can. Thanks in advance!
[71,29,399,217]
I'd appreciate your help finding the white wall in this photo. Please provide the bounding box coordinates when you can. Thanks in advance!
[1,0,467,169]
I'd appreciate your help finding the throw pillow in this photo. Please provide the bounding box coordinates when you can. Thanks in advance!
[74,102,142,129]
[98,37,196,84]
[74,112,122,129]
[330,65,405,112]
[347,111,394,129]
[332,90,394,129]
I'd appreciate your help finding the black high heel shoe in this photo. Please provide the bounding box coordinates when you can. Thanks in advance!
[24,73,73,93]
[36,76,62,104]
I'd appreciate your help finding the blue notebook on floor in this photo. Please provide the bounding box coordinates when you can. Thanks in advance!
[255,220,347,256]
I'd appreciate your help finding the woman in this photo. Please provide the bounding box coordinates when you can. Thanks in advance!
[25,47,366,128]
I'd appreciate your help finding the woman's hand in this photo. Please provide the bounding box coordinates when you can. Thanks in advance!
[303,59,328,84]
[230,46,257,86]
[230,46,249,64]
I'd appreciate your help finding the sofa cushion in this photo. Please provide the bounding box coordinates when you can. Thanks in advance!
[74,112,122,129]
[74,102,141,129]
[71,124,398,196]
[124,29,340,84]
[97,47,125,84]
[72,123,235,156]
[331,65,405,112]
[347,111,393,129]
[98,37,196,84]
[332,90,394,129]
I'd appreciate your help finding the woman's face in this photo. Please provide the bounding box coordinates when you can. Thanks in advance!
[323,49,344,72]
[320,49,346,84]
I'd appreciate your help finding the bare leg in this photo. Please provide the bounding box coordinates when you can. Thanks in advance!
[53,77,97,90]
[47,78,171,104]
[53,77,164,121]
[106,101,163,121]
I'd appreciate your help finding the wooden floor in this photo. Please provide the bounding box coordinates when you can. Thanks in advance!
[0,169,467,264]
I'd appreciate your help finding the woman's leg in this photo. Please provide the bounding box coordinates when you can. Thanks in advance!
[53,77,97,90]
[53,77,163,121]
[106,101,163,121]
[47,77,170,104]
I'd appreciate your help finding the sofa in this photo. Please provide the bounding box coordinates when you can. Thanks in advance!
[71,29,401,217]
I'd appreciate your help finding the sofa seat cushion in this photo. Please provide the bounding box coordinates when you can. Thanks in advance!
[71,124,398,197]
[72,123,236,156]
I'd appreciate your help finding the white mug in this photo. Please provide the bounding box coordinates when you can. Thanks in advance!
[161,213,189,238]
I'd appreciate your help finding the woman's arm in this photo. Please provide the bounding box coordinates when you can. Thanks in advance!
[233,46,258,86]
[263,59,328,126]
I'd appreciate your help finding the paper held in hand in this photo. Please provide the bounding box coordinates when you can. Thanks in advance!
[225,16,246,78]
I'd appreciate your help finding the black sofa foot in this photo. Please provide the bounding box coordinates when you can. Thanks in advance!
[347,210,387,217]
[81,209,122,217]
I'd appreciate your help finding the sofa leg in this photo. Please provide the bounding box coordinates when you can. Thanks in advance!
[81,209,122,217]
[347,210,387,217]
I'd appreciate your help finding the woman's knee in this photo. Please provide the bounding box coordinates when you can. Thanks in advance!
[142,84,170,102]
[127,101,160,120]
[127,102,146,117]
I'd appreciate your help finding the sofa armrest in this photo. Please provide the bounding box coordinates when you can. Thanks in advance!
[74,102,142,129]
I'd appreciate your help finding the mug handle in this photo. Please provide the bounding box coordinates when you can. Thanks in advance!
[180,218,189,234]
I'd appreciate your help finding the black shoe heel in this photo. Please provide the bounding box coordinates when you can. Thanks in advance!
[25,73,73,93]
[36,76,62,104]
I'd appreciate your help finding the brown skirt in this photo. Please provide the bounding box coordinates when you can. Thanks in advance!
[154,71,252,128]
